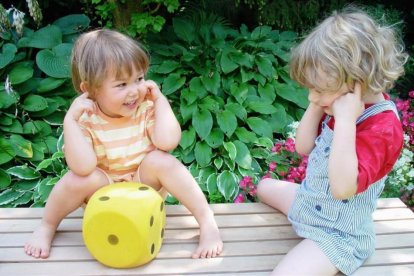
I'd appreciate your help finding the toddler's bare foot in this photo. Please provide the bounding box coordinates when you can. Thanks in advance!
[192,224,223,258]
[24,224,56,259]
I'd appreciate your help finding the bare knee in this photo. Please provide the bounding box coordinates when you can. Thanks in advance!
[142,150,178,172]
[62,170,108,196]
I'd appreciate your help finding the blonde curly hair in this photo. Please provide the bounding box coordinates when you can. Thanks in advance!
[290,7,408,94]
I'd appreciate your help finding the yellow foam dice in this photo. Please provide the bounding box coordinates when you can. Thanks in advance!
[82,182,166,268]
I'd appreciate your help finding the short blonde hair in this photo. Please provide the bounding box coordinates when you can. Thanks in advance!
[71,29,149,98]
[290,8,408,94]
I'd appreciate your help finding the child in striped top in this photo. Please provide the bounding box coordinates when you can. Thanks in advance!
[25,29,223,260]
[257,7,407,276]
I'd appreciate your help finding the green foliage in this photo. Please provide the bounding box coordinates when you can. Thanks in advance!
[85,0,180,39]
[0,12,89,207]
[147,15,307,202]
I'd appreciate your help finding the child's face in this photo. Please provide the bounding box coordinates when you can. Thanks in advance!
[307,70,352,115]
[94,67,146,118]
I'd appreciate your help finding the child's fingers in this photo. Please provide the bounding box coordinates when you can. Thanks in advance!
[353,82,362,98]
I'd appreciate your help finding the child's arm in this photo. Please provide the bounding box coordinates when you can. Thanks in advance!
[63,92,97,176]
[328,84,364,199]
[143,80,181,151]
[295,103,325,155]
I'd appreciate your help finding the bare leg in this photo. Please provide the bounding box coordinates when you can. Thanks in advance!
[272,239,338,275]
[24,169,109,258]
[137,150,223,258]
[257,179,299,215]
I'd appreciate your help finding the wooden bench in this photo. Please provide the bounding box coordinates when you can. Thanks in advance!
[1,198,413,275]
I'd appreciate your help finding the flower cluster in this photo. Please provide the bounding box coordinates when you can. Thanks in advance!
[387,91,414,210]
[234,122,308,203]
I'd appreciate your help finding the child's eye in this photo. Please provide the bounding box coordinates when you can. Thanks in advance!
[116,83,127,88]
[135,77,144,83]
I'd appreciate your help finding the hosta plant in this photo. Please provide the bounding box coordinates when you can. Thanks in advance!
[0,8,89,207]
[146,16,308,202]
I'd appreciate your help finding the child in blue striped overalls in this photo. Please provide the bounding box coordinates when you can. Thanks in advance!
[257,7,408,275]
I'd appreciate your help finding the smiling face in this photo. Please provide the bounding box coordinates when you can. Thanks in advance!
[93,67,146,118]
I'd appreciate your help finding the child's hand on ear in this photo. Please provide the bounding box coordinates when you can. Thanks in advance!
[140,80,163,103]
[332,82,365,122]
[66,92,96,122]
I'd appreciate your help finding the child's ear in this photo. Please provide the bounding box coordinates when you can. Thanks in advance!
[80,82,94,100]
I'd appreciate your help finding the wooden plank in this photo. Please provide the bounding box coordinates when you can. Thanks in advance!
[1,248,413,275]
[1,206,413,234]
[0,198,407,219]
[0,255,281,275]
[352,264,414,276]
[2,233,414,263]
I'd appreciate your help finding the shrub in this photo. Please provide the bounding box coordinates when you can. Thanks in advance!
[0,6,88,207]
[146,14,307,202]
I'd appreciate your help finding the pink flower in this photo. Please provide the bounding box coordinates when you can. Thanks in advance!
[272,143,282,152]
[284,138,296,152]
[409,91,414,98]
[234,193,245,203]
[269,162,277,171]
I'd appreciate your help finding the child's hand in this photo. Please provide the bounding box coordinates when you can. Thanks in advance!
[66,92,95,122]
[332,83,365,122]
[139,80,164,103]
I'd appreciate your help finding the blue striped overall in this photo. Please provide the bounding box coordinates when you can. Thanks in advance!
[288,101,399,275]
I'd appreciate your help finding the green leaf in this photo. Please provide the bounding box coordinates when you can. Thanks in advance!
[180,127,195,150]
[23,94,48,112]
[31,98,60,117]
[181,88,198,105]
[220,49,239,74]
[275,82,309,108]
[225,103,247,120]
[247,101,278,114]
[258,83,276,102]
[0,169,11,189]
[53,14,90,35]
[37,77,66,93]
[230,82,249,104]
[12,192,33,207]
[192,109,213,140]
[14,180,39,191]
[180,101,197,124]
[255,137,274,149]
[251,26,272,40]
[0,120,24,134]
[173,18,195,43]
[36,43,72,78]
[214,157,223,170]
[247,117,273,138]
[0,138,15,165]
[197,167,215,187]
[155,60,180,74]
[201,71,220,94]
[0,89,18,109]
[7,165,41,180]
[255,55,275,79]
[205,128,224,149]
[0,43,17,69]
[199,96,222,113]
[223,141,237,161]
[162,73,186,95]
[10,135,33,158]
[189,77,207,100]
[217,171,238,200]
[37,177,55,202]
[9,62,34,84]
[235,127,258,143]
[206,173,218,195]
[23,121,52,136]
[216,110,237,137]
[234,140,252,169]
[20,25,62,49]
[0,189,24,206]
[194,142,212,167]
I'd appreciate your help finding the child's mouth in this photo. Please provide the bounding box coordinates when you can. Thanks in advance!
[124,100,137,108]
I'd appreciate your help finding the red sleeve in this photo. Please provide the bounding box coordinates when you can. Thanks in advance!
[355,111,403,193]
